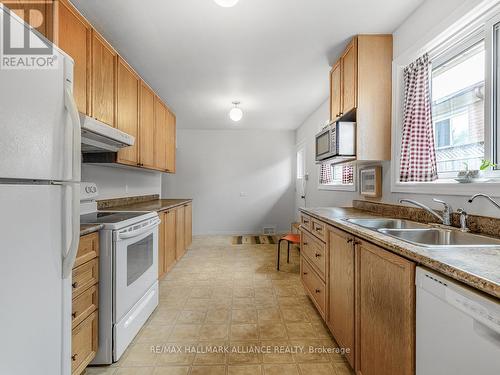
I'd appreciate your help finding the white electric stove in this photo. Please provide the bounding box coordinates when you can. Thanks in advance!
[80,183,160,364]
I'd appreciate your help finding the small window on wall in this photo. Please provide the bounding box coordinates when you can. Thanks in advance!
[319,163,355,191]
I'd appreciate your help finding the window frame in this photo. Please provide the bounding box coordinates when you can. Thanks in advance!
[391,2,500,197]
[317,163,357,192]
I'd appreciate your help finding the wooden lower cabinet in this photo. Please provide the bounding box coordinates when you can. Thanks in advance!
[328,227,355,368]
[164,209,177,272]
[355,239,415,375]
[157,203,192,279]
[184,202,192,250]
[72,232,100,375]
[175,205,186,260]
[300,217,416,375]
[71,311,98,375]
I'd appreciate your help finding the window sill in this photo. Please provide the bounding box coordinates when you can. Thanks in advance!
[391,178,500,197]
[318,184,356,192]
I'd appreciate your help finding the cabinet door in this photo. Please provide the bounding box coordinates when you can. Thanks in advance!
[158,211,166,279]
[328,228,355,368]
[356,240,415,375]
[164,209,177,272]
[184,203,192,249]
[116,57,139,166]
[5,0,52,39]
[175,205,185,260]
[71,311,98,375]
[91,30,116,127]
[139,82,155,168]
[330,60,342,121]
[166,108,176,173]
[342,38,357,115]
[154,97,168,171]
[56,0,90,114]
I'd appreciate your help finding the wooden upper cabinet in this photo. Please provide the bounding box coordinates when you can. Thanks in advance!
[330,60,342,121]
[5,0,53,39]
[328,227,355,368]
[355,240,415,375]
[116,57,139,166]
[341,38,357,115]
[139,82,155,168]
[329,35,392,161]
[56,0,90,115]
[91,30,116,127]
[154,97,168,171]
[165,108,176,173]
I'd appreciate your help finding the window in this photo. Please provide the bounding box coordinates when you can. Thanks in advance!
[392,5,500,195]
[296,148,305,179]
[319,163,355,190]
[431,39,486,176]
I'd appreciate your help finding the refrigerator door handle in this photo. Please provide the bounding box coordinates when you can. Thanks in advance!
[64,87,81,183]
[61,181,80,278]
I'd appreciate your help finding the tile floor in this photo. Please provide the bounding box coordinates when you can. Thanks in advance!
[86,235,354,375]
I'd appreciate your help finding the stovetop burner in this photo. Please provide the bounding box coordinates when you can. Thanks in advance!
[80,211,151,225]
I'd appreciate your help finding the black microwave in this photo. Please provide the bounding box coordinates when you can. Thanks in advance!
[315,121,356,162]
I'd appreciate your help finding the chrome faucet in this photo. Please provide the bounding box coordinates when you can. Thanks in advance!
[399,198,453,225]
[456,208,469,232]
[468,194,500,210]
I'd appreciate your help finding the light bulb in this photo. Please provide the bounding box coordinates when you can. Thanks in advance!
[213,0,239,7]
[229,107,243,122]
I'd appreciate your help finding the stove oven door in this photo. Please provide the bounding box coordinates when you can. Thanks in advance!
[113,217,160,323]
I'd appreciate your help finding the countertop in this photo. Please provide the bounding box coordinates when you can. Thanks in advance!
[300,207,500,299]
[103,199,192,213]
[80,224,103,236]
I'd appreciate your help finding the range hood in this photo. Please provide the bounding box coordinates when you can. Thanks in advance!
[80,114,134,153]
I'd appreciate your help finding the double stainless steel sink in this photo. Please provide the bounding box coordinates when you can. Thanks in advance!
[345,218,500,248]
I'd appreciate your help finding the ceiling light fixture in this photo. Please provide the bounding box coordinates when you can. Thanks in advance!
[213,0,239,7]
[229,101,243,122]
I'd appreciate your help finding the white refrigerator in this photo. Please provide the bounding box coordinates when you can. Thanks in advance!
[0,5,81,375]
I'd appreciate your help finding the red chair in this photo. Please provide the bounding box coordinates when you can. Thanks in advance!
[276,234,300,270]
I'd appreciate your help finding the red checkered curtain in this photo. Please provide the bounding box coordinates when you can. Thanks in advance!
[399,54,438,182]
[342,165,354,184]
[319,163,332,184]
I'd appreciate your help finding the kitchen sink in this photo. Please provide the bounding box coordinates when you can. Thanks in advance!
[379,228,500,248]
[345,218,429,230]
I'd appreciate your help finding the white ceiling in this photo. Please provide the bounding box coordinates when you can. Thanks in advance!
[72,0,423,130]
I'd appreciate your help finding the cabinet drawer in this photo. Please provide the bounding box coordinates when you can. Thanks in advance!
[72,311,98,375]
[300,258,326,318]
[72,258,99,298]
[311,218,326,241]
[75,232,99,268]
[72,284,98,329]
[301,231,326,280]
[300,214,312,231]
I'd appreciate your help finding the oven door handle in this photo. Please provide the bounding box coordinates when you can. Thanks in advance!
[118,219,161,240]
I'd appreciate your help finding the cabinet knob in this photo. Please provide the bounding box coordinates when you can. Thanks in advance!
[71,354,78,362]
[315,289,321,294]
[303,242,308,246]
[72,282,78,289]
[347,238,353,243]
[315,253,321,258]
[303,272,308,275]
[315,227,322,232]
[354,240,361,245]
[339,112,343,116]
[72,312,77,318]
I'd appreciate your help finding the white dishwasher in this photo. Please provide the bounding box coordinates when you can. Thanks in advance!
[416,267,500,375]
